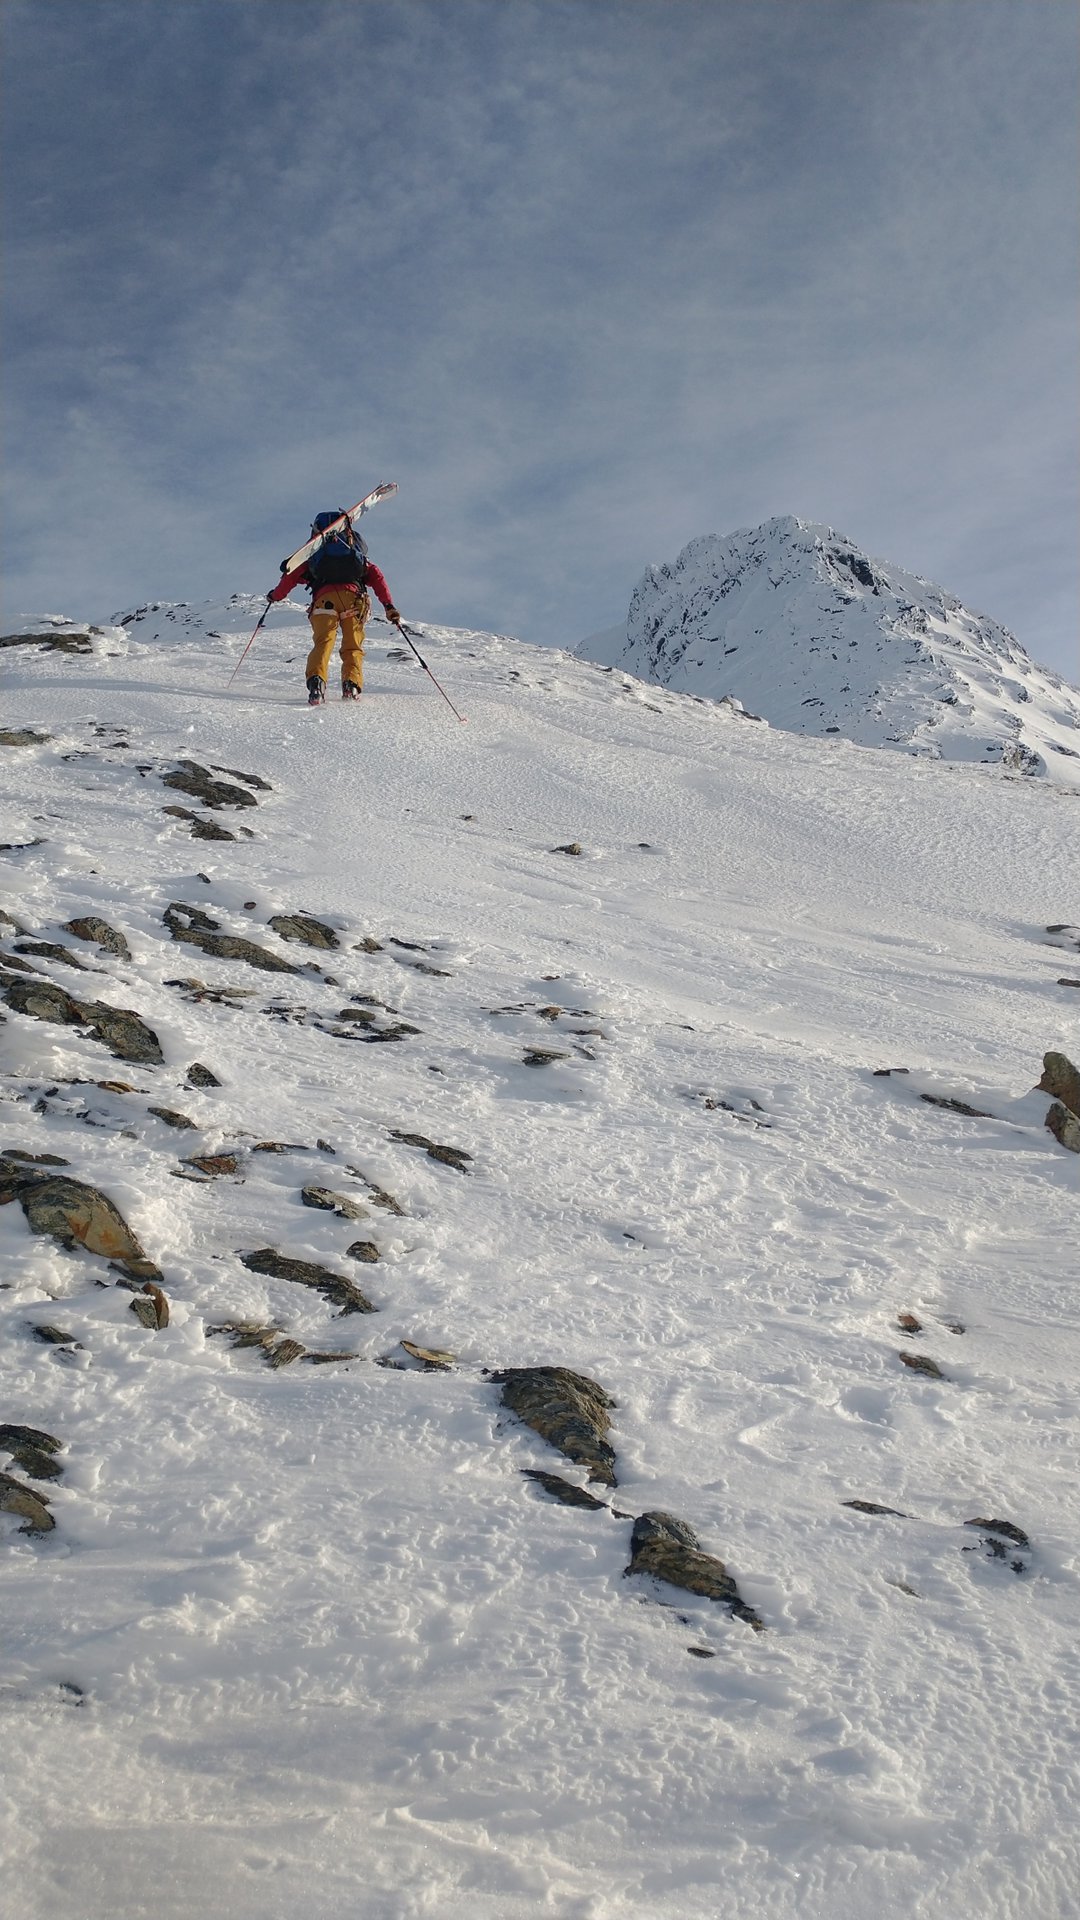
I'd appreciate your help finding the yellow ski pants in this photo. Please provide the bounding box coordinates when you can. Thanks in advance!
[305,585,370,688]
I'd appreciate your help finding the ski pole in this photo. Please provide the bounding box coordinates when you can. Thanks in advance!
[228,598,271,687]
[396,621,467,724]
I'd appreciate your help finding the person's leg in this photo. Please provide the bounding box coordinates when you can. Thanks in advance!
[339,607,365,691]
[306,606,339,684]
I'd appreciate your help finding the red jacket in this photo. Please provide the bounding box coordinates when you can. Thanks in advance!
[269,558,394,608]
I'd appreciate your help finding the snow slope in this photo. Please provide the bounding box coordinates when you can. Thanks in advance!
[577,517,1080,779]
[2,599,1079,1920]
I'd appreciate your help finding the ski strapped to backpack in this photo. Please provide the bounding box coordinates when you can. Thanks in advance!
[228,482,398,686]
[280,484,397,576]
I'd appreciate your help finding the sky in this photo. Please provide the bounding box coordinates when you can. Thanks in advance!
[1,0,1077,679]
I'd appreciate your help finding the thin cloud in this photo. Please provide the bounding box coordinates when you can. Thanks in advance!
[1,0,1075,677]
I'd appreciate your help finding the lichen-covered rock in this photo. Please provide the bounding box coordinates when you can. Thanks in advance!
[0,1425,63,1480]
[626,1511,764,1630]
[0,1163,160,1278]
[0,629,92,654]
[0,973,163,1063]
[1037,1050,1080,1121]
[185,1062,221,1088]
[522,1469,608,1510]
[163,903,301,974]
[389,1130,472,1172]
[63,917,132,958]
[161,805,239,842]
[302,1185,369,1220]
[1045,1102,1080,1153]
[183,1153,241,1177]
[0,728,52,747]
[161,761,259,809]
[898,1350,946,1379]
[147,1106,198,1129]
[0,1471,55,1533]
[212,763,272,791]
[268,913,340,950]
[128,1283,169,1329]
[963,1516,1031,1573]
[492,1365,617,1485]
[13,940,90,970]
[238,1247,376,1315]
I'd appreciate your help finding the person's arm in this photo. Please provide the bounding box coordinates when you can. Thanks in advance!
[364,561,401,624]
[268,560,310,604]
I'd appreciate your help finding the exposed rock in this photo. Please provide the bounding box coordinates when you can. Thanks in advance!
[492,1365,617,1485]
[185,1062,221,1088]
[898,1351,945,1379]
[29,1324,82,1349]
[0,972,164,1063]
[328,1018,420,1043]
[0,1425,63,1480]
[163,902,301,974]
[211,763,272,791]
[1045,1102,1080,1153]
[400,1339,455,1370]
[0,629,92,654]
[166,976,258,1006]
[302,1186,369,1220]
[963,1516,1031,1573]
[626,1511,764,1630]
[842,1499,910,1518]
[0,1149,69,1168]
[345,1169,405,1215]
[523,1048,571,1067]
[1037,1050,1080,1120]
[1058,977,1080,990]
[147,1106,198,1129]
[0,728,52,747]
[63,916,132,959]
[238,1247,376,1315]
[267,1337,306,1368]
[897,1312,923,1333]
[551,842,584,856]
[521,1469,608,1510]
[13,940,90,970]
[389,1130,472,1173]
[161,761,259,809]
[161,805,240,842]
[129,1282,169,1328]
[346,1239,381,1263]
[0,1160,159,1278]
[268,913,340,949]
[1045,924,1080,952]
[0,1472,55,1533]
[183,1153,241,1177]
[920,1092,992,1119]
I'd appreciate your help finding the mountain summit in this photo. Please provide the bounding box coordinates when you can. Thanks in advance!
[578,516,1080,778]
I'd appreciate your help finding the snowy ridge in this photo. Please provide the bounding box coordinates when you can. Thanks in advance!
[2,600,1079,1919]
[578,516,1080,778]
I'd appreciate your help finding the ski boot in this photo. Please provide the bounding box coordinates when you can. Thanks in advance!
[341,681,362,701]
[306,676,326,706]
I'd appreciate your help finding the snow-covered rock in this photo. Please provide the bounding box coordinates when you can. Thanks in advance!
[578,516,1080,778]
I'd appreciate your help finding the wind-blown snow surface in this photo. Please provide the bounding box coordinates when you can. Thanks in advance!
[2,599,1079,1920]
[578,517,1080,779]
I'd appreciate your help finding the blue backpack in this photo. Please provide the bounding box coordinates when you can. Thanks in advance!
[308,511,368,589]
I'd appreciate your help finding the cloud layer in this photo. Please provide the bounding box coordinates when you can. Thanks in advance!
[2,0,1076,677]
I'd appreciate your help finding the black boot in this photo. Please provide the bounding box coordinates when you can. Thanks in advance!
[307,676,325,706]
[342,681,362,701]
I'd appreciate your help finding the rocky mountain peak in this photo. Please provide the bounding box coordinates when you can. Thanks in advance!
[581,517,1080,779]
